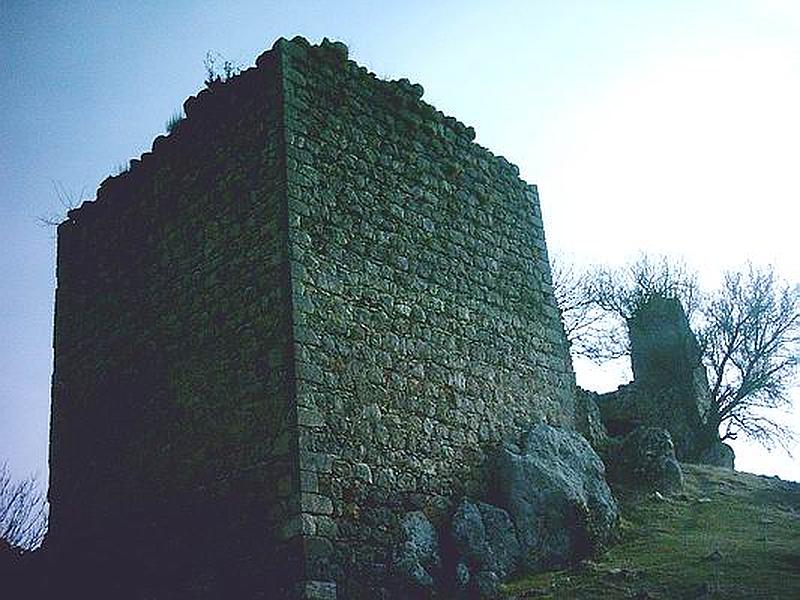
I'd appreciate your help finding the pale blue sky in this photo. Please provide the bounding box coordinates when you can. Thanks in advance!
[2,1,798,486]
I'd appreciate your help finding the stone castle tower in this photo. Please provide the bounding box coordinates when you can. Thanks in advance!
[47,37,575,598]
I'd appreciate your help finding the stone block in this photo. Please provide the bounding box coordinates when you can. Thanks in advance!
[300,493,334,515]
[354,462,373,483]
[298,406,324,427]
[281,513,317,540]
[299,451,334,473]
[300,470,319,493]
[295,580,337,600]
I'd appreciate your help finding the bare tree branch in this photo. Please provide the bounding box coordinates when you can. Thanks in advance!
[590,253,700,321]
[552,254,799,451]
[37,181,85,228]
[0,463,48,551]
[699,264,799,451]
[549,254,628,362]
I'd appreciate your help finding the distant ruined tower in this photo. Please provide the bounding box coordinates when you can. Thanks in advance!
[628,295,715,455]
[598,295,713,460]
[47,38,574,598]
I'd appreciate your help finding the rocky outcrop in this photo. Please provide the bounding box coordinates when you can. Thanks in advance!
[388,425,623,596]
[607,426,684,492]
[392,511,442,589]
[450,499,521,597]
[492,424,619,571]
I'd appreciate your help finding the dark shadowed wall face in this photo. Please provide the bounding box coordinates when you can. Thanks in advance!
[48,52,298,597]
[280,40,575,596]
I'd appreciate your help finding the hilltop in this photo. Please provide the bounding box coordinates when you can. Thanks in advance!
[504,464,800,599]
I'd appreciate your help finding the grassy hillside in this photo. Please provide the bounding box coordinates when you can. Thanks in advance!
[504,464,800,599]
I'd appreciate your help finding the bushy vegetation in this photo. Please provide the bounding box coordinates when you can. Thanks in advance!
[165,109,185,134]
[203,51,242,87]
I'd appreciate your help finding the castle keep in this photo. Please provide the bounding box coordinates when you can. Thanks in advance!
[48,38,575,598]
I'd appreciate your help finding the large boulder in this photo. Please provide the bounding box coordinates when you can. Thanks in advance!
[492,423,619,571]
[450,499,521,597]
[608,426,684,492]
[392,511,442,589]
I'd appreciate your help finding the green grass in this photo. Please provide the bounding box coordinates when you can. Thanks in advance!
[503,464,800,599]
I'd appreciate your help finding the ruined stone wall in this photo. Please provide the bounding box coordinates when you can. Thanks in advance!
[48,50,300,597]
[280,39,575,597]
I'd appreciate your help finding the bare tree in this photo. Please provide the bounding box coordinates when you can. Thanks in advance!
[552,254,799,450]
[37,181,84,228]
[700,265,800,450]
[552,253,698,362]
[590,253,700,322]
[550,255,611,359]
[0,463,48,551]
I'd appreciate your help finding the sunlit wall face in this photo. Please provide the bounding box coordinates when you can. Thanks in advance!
[1,0,798,485]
